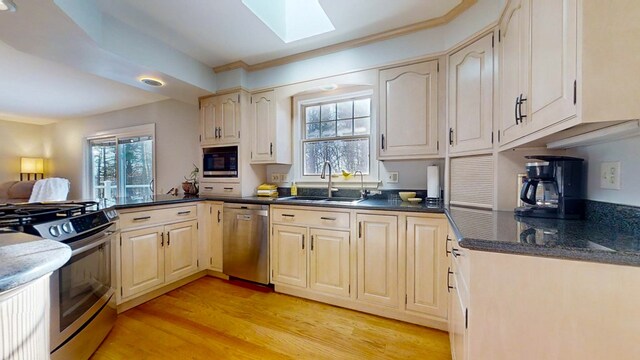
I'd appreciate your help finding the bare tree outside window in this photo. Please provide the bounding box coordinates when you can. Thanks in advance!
[303,97,371,175]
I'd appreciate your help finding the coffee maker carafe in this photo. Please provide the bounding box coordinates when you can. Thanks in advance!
[515,155,584,219]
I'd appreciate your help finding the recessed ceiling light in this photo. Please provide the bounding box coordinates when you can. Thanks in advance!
[139,78,164,87]
[0,0,17,12]
[242,0,335,43]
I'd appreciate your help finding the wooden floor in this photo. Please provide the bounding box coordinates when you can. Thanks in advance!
[91,277,451,360]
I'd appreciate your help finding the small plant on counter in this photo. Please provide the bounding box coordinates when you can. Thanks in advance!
[182,164,199,195]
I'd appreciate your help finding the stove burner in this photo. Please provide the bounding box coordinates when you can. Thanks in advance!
[0,201,99,226]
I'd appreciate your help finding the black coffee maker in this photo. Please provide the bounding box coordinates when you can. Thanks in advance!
[515,155,584,219]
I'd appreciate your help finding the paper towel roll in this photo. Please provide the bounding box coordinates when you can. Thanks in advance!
[427,165,439,199]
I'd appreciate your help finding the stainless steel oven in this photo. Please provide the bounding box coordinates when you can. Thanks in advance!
[50,222,118,360]
[203,145,239,178]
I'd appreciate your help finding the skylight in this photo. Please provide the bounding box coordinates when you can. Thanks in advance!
[242,0,335,43]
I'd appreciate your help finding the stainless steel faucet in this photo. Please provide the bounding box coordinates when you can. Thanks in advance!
[320,161,334,198]
[354,170,367,199]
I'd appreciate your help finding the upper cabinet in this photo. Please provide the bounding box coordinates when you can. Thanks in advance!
[250,90,292,164]
[200,92,241,146]
[379,60,440,160]
[448,34,494,154]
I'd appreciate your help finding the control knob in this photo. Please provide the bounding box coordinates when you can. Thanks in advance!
[49,226,61,237]
[61,222,73,234]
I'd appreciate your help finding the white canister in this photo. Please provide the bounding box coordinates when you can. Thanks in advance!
[427,165,439,199]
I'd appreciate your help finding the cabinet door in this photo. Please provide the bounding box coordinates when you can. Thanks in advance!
[356,214,398,307]
[250,90,276,163]
[498,0,530,144]
[379,61,439,159]
[406,217,448,318]
[210,204,224,272]
[450,260,468,360]
[164,220,199,283]
[309,228,350,297]
[529,0,577,130]
[200,98,218,145]
[449,34,494,153]
[272,224,307,288]
[218,93,241,144]
[120,225,165,298]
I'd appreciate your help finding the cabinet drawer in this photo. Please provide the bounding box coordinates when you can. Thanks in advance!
[450,235,469,284]
[119,205,197,229]
[272,208,350,229]
[200,183,241,197]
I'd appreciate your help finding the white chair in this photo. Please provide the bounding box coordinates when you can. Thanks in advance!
[28,178,70,203]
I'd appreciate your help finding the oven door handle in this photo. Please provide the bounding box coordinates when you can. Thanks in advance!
[71,230,120,256]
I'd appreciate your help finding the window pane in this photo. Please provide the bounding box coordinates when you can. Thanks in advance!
[90,138,117,200]
[354,98,371,117]
[306,106,320,123]
[321,121,336,137]
[337,120,353,136]
[306,123,320,138]
[303,138,369,175]
[118,138,153,199]
[320,103,336,121]
[337,101,353,119]
[354,117,371,135]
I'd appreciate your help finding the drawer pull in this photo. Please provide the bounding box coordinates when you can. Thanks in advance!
[177,211,191,215]
[204,186,213,190]
[223,187,234,191]
[446,236,452,257]
[281,214,295,218]
[133,216,151,221]
[320,217,336,221]
[447,267,455,292]
[452,248,461,258]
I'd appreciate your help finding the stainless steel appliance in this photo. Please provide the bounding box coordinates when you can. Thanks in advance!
[515,155,584,219]
[0,202,119,360]
[203,146,239,178]
[223,203,269,284]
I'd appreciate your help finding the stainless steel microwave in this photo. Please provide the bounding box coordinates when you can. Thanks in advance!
[202,146,238,178]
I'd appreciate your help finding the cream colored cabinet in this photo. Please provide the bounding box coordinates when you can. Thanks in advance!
[448,34,494,154]
[379,60,439,160]
[356,213,398,307]
[528,0,577,132]
[271,224,308,288]
[498,0,530,145]
[250,90,292,164]
[200,92,241,146]
[164,220,199,283]
[406,216,448,319]
[308,228,350,297]
[449,259,468,360]
[210,203,223,272]
[120,225,165,299]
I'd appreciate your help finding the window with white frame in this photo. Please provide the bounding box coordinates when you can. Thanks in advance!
[87,124,155,201]
[302,96,372,176]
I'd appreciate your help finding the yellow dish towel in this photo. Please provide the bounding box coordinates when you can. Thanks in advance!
[257,183,278,191]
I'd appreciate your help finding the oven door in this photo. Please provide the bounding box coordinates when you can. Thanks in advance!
[50,223,118,351]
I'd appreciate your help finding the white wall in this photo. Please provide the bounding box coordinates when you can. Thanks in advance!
[574,136,640,207]
[0,119,45,182]
[44,99,199,199]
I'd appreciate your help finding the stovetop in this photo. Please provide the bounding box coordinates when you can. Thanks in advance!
[0,201,118,242]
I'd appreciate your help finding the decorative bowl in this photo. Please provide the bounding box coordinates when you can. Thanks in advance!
[399,192,417,202]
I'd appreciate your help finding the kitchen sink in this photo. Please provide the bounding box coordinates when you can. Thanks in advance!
[277,196,364,204]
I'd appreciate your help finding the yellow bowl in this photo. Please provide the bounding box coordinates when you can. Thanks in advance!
[399,192,416,202]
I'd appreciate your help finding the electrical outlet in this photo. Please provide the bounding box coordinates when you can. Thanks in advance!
[270,173,280,183]
[387,171,399,184]
[600,161,621,190]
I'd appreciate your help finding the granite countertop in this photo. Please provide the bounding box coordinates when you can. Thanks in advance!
[107,195,204,210]
[446,206,640,267]
[0,229,71,293]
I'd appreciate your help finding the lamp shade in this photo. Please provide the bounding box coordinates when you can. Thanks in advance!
[21,157,44,173]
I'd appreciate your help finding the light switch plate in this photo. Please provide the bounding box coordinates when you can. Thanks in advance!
[387,171,399,184]
[600,161,621,190]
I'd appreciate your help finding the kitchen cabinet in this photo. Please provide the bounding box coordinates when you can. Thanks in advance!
[164,220,199,283]
[209,203,224,272]
[200,92,241,146]
[379,60,439,159]
[120,225,165,298]
[449,259,468,360]
[271,224,308,288]
[308,228,350,297]
[250,89,292,164]
[406,216,448,319]
[448,34,494,154]
[356,213,398,307]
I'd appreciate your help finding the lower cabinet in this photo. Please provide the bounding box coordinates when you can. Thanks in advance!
[272,224,307,288]
[120,219,199,300]
[356,213,398,307]
[308,228,350,297]
[201,202,224,272]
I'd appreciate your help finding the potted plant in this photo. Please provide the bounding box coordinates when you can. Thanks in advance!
[182,164,199,195]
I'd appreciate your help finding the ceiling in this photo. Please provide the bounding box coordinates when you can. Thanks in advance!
[0,0,468,124]
[96,0,464,67]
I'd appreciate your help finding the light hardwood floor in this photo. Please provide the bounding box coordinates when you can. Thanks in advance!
[91,277,451,360]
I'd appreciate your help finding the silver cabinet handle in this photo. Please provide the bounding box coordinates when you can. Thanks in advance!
[177,211,191,215]
[320,217,336,221]
[133,216,151,221]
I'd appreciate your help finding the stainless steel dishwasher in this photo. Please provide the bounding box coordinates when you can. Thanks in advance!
[223,203,269,284]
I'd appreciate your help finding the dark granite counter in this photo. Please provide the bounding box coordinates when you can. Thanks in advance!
[107,195,204,210]
[446,204,640,267]
[0,229,71,293]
